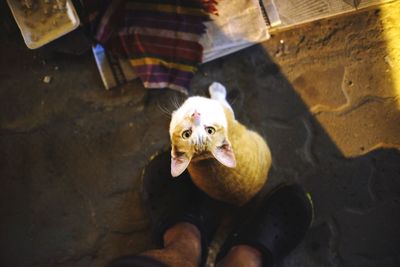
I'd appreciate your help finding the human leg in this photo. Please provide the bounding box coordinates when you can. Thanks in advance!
[140,222,201,267]
[107,152,223,267]
[217,245,263,267]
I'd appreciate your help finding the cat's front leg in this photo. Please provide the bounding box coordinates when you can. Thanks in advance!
[209,82,234,116]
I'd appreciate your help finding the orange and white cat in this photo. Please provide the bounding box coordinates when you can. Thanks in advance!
[169,82,272,206]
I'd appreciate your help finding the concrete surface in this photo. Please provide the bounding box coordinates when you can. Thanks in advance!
[0,1,399,267]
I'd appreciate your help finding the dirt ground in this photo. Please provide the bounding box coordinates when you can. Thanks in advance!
[0,1,399,267]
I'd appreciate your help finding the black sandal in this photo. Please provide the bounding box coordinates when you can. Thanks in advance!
[216,184,314,266]
[142,151,223,267]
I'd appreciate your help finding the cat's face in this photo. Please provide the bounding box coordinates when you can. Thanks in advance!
[169,96,236,177]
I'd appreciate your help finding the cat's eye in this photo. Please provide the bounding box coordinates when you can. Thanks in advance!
[182,130,192,139]
[205,127,216,135]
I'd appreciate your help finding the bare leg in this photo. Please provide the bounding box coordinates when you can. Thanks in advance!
[216,245,264,267]
[141,222,202,267]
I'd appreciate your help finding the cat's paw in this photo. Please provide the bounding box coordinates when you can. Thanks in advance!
[209,82,227,100]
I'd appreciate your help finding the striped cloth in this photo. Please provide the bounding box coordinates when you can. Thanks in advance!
[84,0,217,93]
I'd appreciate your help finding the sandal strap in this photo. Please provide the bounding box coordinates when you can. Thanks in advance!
[216,184,313,266]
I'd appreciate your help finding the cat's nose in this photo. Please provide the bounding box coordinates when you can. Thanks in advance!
[191,111,201,126]
[191,110,201,118]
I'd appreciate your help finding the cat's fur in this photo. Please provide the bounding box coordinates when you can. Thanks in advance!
[169,82,271,206]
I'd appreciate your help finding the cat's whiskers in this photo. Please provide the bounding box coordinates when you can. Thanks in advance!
[171,94,184,109]
[190,134,210,153]
[157,102,172,117]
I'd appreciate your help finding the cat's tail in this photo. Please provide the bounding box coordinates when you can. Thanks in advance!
[209,82,234,115]
[209,82,227,100]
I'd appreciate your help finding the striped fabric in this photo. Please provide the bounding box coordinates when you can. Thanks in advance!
[84,0,217,93]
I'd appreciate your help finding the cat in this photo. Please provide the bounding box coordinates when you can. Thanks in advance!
[169,82,272,206]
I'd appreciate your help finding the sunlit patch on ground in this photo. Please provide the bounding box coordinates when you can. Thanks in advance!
[381,1,400,108]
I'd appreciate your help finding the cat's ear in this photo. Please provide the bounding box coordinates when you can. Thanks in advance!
[171,148,192,177]
[211,139,236,168]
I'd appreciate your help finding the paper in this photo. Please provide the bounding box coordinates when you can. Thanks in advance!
[201,0,270,62]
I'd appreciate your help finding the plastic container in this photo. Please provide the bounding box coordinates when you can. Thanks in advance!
[6,0,80,49]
